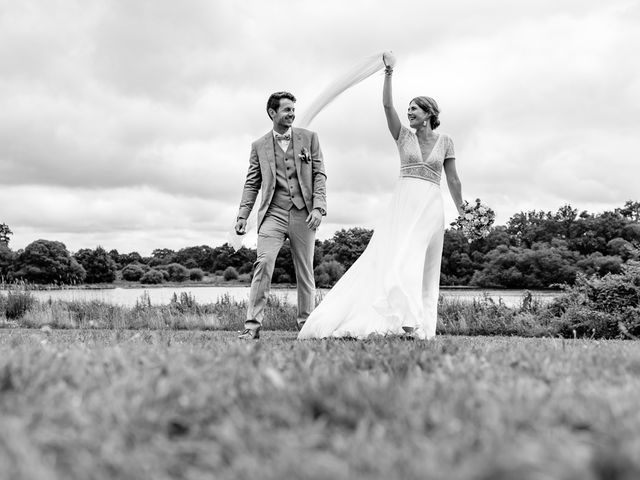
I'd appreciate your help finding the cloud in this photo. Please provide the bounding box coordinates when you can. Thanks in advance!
[0,0,638,255]
[0,184,235,254]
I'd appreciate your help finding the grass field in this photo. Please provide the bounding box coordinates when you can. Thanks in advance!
[1,329,639,480]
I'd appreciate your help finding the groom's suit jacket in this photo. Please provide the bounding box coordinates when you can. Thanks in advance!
[238,127,327,230]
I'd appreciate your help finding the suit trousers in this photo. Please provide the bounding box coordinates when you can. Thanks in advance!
[246,204,316,329]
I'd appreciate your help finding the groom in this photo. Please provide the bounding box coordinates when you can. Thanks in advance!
[235,91,327,339]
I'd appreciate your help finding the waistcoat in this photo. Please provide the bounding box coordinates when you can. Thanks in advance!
[271,139,305,210]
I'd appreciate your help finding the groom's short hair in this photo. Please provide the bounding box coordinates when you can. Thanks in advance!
[267,91,296,119]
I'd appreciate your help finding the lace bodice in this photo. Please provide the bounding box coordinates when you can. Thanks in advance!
[396,125,455,185]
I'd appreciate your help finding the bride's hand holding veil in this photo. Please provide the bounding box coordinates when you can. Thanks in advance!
[382,51,396,68]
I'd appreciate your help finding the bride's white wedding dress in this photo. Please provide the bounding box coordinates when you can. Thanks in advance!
[298,125,455,340]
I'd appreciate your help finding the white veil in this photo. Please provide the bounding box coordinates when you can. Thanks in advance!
[298,53,386,128]
[229,52,388,251]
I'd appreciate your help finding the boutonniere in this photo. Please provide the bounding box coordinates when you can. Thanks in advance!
[298,147,311,163]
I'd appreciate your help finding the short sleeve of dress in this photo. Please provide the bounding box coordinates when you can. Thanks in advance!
[444,135,456,160]
[396,125,412,145]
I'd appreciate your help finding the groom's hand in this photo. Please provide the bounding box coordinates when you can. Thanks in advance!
[235,218,247,235]
[306,209,323,230]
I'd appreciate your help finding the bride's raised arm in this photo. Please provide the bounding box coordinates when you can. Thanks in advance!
[382,52,401,140]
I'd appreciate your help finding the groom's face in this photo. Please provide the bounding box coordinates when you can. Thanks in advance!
[271,99,295,130]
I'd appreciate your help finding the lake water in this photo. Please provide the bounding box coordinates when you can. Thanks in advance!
[2,285,558,308]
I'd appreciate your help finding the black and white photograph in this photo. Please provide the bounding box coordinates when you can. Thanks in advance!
[1,1,639,478]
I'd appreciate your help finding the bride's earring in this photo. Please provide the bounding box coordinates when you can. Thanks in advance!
[422,120,427,127]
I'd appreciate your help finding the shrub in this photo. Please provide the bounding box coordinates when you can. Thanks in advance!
[607,237,637,261]
[223,266,239,281]
[121,262,149,281]
[584,268,640,313]
[314,260,345,287]
[576,253,623,277]
[169,292,202,314]
[470,242,580,288]
[548,262,640,338]
[272,268,291,284]
[189,268,205,281]
[437,293,557,337]
[3,290,36,320]
[140,269,164,284]
[156,263,189,282]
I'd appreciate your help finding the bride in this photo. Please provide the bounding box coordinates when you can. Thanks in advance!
[298,53,465,340]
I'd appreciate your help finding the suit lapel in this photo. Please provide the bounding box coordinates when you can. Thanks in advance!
[261,132,276,178]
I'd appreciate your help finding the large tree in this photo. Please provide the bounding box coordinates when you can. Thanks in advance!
[0,223,12,245]
[618,200,640,222]
[322,227,373,270]
[150,248,176,266]
[114,251,144,267]
[211,244,255,274]
[13,239,86,284]
[173,245,216,271]
[273,240,295,283]
[440,229,475,285]
[0,244,14,279]
[74,246,118,283]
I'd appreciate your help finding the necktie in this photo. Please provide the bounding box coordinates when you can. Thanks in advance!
[275,133,291,141]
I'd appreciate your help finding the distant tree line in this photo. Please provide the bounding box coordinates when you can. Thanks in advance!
[1,201,639,288]
[441,201,640,288]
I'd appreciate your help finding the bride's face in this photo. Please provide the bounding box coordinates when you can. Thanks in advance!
[407,101,429,129]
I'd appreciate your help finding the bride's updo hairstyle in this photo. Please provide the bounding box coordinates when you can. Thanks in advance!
[412,96,440,130]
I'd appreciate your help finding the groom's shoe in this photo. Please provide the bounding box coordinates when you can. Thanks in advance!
[238,327,260,340]
[296,319,306,331]
[238,320,261,340]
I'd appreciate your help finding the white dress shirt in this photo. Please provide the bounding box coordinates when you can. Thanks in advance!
[272,128,292,152]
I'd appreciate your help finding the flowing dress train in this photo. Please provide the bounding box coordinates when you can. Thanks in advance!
[298,126,455,340]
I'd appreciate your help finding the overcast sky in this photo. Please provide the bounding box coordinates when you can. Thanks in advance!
[1,0,638,255]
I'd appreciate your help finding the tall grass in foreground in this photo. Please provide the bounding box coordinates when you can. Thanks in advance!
[0,289,36,320]
[2,264,639,339]
[0,289,618,338]
[1,289,549,335]
[0,291,298,331]
[1,332,639,480]
[437,292,558,337]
